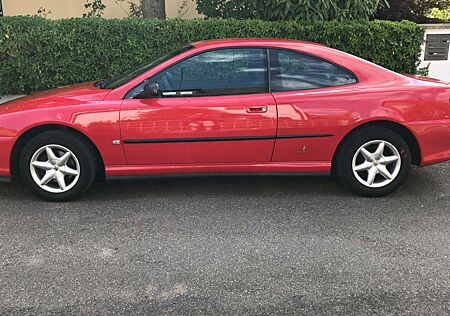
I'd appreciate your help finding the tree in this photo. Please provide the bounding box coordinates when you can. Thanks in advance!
[196,0,389,22]
[86,0,166,19]
[375,0,450,23]
[142,0,166,19]
[428,7,450,21]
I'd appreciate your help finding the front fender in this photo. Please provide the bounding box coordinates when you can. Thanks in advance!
[0,102,127,175]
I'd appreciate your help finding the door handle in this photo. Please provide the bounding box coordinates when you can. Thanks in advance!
[246,106,268,113]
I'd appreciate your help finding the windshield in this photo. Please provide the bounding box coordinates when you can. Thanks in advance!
[96,45,194,90]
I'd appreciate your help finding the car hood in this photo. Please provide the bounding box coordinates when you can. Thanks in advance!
[0,81,111,113]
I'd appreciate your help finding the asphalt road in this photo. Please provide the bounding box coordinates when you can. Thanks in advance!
[0,163,449,315]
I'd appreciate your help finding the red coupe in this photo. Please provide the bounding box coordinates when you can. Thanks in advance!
[1,39,449,201]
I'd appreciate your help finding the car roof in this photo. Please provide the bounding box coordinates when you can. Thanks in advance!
[192,38,326,49]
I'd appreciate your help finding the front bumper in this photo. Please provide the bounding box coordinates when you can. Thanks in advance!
[0,136,17,177]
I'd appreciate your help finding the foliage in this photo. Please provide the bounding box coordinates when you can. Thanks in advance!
[417,64,430,77]
[375,0,450,23]
[428,7,450,21]
[83,0,107,18]
[36,7,52,18]
[128,1,143,18]
[196,0,389,21]
[0,16,424,94]
[115,0,143,18]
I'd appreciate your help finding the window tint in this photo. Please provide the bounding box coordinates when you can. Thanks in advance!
[269,49,357,92]
[148,48,268,97]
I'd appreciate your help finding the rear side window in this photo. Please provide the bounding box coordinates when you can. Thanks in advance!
[151,48,268,97]
[269,49,357,92]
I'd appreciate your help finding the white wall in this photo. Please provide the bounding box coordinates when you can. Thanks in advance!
[419,24,450,81]
[2,0,201,19]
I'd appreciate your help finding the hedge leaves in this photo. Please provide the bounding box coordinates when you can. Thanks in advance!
[0,17,424,94]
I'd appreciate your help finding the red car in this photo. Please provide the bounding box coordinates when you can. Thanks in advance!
[0,39,449,201]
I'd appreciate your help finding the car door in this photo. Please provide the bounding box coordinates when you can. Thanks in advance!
[120,48,277,165]
[268,48,359,163]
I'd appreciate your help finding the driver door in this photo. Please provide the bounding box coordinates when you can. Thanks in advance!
[120,48,277,165]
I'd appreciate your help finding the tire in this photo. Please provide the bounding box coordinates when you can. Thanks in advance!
[19,130,97,201]
[336,127,411,197]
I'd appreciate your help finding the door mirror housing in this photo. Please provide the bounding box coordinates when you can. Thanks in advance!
[140,81,160,98]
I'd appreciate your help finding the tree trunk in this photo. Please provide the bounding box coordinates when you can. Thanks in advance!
[142,0,166,19]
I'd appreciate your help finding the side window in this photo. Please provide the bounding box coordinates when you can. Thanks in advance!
[269,49,357,92]
[151,48,268,97]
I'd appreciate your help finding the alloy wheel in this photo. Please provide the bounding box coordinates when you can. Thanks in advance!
[29,144,81,193]
[352,140,401,188]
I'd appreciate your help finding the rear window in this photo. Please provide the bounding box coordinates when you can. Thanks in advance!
[269,49,357,92]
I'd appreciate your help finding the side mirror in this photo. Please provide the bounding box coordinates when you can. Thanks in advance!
[140,81,160,98]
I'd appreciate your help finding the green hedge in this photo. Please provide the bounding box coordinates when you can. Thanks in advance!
[0,17,424,94]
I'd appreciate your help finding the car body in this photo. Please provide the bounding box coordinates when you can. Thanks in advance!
[0,39,449,201]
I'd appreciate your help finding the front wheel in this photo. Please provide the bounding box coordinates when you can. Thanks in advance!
[19,130,97,201]
[336,127,411,197]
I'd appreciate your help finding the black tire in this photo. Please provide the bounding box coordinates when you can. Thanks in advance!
[336,127,411,197]
[19,130,97,202]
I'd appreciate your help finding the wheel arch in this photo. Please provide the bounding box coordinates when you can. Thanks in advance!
[332,120,421,174]
[10,124,105,181]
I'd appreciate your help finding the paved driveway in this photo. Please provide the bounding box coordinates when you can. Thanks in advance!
[0,163,449,315]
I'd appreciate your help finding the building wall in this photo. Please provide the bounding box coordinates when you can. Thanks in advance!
[2,0,201,19]
[419,24,450,81]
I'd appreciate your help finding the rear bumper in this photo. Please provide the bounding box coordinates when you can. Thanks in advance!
[406,119,450,166]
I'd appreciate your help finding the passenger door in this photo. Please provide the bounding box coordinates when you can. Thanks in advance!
[120,48,277,165]
[268,49,359,162]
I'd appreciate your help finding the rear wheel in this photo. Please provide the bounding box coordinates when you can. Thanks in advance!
[336,127,411,197]
[19,130,97,201]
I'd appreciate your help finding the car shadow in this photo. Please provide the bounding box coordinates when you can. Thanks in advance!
[90,174,348,201]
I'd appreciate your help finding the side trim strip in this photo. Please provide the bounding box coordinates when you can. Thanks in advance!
[277,134,334,140]
[123,134,334,144]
